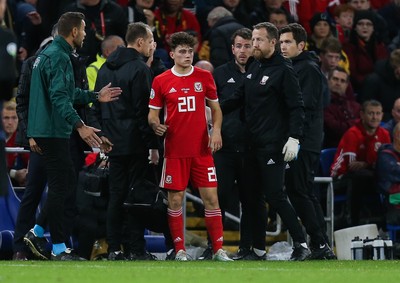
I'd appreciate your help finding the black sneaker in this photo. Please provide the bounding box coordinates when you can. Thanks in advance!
[51,248,86,261]
[290,242,311,261]
[242,250,267,261]
[198,246,213,260]
[232,247,252,260]
[108,250,126,260]
[24,229,50,260]
[165,249,176,260]
[128,251,157,260]
[307,244,337,260]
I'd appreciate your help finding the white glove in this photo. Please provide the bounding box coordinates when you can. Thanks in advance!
[282,137,299,162]
[148,149,159,165]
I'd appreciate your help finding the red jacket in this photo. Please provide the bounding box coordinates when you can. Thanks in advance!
[330,121,390,177]
[323,92,361,148]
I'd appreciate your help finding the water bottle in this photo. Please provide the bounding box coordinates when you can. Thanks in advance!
[372,237,385,260]
[363,237,374,260]
[351,236,364,260]
[384,239,393,260]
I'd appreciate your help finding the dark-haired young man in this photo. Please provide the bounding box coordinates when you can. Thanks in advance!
[148,31,232,261]
[279,23,336,260]
[25,11,121,261]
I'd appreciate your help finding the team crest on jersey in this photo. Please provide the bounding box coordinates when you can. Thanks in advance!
[194,82,203,92]
[33,57,41,69]
[165,175,172,184]
[260,76,269,85]
[150,88,155,99]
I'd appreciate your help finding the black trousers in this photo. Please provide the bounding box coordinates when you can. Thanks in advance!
[35,138,75,244]
[285,150,329,247]
[106,153,148,253]
[245,150,306,250]
[13,151,47,253]
[214,150,257,248]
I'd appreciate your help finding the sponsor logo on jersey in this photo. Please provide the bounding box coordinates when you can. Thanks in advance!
[267,158,275,165]
[169,87,177,93]
[227,78,235,83]
[174,237,183,243]
[150,88,155,99]
[260,75,269,85]
[194,82,203,92]
[246,74,252,79]
[165,175,172,184]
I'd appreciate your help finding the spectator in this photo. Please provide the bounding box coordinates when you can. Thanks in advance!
[319,37,350,79]
[343,10,389,96]
[0,0,17,196]
[221,0,251,28]
[86,35,125,91]
[376,122,400,227]
[64,0,128,65]
[347,0,389,44]
[333,4,355,44]
[280,23,336,260]
[268,8,290,30]
[250,0,293,27]
[148,31,232,262]
[194,59,214,72]
[324,67,361,148]
[2,101,29,187]
[362,49,400,122]
[378,0,400,42]
[153,0,202,52]
[221,22,310,261]
[306,12,334,55]
[205,6,243,68]
[24,12,121,261]
[125,0,156,27]
[331,100,390,226]
[383,98,400,140]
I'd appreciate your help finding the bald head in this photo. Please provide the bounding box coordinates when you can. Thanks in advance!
[194,60,214,73]
[101,35,125,58]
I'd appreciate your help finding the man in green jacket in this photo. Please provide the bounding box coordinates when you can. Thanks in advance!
[24,11,121,261]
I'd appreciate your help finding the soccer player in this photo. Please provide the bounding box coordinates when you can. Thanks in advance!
[148,31,232,261]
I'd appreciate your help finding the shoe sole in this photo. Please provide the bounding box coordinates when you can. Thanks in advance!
[23,238,49,260]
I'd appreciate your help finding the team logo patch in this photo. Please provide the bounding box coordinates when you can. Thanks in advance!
[194,82,203,92]
[260,76,269,85]
[150,88,155,99]
[165,175,172,184]
[6,42,17,58]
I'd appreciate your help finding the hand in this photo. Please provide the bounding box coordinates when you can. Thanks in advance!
[77,125,102,148]
[15,169,28,186]
[29,138,42,154]
[143,9,155,26]
[349,161,368,171]
[99,136,113,153]
[151,122,168,136]
[98,82,122,102]
[148,149,159,165]
[27,11,42,25]
[17,47,28,61]
[282,137,299,162]
[209,129,222,154]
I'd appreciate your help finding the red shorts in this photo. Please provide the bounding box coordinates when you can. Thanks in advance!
[160,155,218,191]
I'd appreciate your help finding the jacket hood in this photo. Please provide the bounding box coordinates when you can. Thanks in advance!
[105,47,145,70]
[291,50,320,65]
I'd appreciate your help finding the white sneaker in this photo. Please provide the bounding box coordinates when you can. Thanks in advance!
[213,249,233,261]
[175,250,188,261]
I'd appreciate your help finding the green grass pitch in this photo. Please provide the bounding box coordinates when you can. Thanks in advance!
[1,260,400,283]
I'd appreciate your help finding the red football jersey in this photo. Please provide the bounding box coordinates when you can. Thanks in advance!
[330,121,391,177]
[149,66,218,158]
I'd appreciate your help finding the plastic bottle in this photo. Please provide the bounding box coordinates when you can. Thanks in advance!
[363,237,374,260]
[384,238,393,260]
[373,236,385,260]
[351,236,364,260]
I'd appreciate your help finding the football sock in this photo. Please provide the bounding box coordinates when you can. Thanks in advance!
[33,224,44,238]
[167,207,185,252]
[52,243,67,255]
[204,208,223,253]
